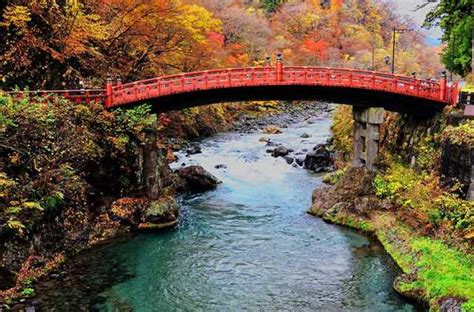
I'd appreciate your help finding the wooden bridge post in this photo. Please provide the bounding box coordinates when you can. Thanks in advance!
[276,53,283,82]
[352,107,384,171]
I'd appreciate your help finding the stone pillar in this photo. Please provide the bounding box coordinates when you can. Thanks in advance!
[352,107,384,171]
[143,130,161,199]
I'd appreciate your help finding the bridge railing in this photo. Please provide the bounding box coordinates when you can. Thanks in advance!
[109,66,454,108]
[3,89,106,104]
[1,66,458,108]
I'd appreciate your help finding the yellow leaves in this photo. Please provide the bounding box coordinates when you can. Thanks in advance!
[178,4,222,44]
[23,202,44,211]
[0,5,31,29]
[9,153,21,165]
[6,219,26,236]
[60,11,106,57]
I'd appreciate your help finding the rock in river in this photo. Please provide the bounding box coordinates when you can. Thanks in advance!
[177,165,221,191]
[186,144,202,155]
[143,196,180,225]
[304,144,334,173]
[272,146,289,158]
[263,125,283,134]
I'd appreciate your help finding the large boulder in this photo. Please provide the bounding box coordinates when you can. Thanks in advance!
[177,165,221,191]
[143,196,179,224]
[304,144,334,173]
[110,198,147,227]
[272,146,289,158]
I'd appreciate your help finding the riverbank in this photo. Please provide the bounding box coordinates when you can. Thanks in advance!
[0,95,332,305]
[8,104,420,311]
[309,106,474,311]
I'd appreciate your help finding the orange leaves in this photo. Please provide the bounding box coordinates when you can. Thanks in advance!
[207,31,225,47]
[300,39,329,61]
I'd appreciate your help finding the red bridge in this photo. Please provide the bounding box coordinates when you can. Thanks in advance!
[6,63,459,117]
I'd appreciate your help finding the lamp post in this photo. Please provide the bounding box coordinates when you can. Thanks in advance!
[391,28,410,74]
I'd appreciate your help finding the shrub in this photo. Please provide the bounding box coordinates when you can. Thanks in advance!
[0,94,156,237]
[331,105,353,157]
[442,120,474,146]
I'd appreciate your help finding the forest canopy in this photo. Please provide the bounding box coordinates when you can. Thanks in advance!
[0,0,445,90]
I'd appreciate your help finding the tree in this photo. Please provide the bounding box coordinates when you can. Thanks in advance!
[260,0,285,13]
[424,0,473,77]
[0,0,106,89]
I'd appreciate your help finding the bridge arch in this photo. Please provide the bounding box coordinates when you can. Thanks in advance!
[5,64,459,171]
[107,65,458,118]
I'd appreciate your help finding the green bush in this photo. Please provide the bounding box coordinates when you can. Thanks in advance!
[331,105,353,157]
[442,120,474,146]
[0,94,156,237]
[322,169,346,185]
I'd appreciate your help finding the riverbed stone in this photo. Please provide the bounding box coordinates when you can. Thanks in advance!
[143,196,180,224]
[186,144,202,155]
[263,125,283,134]
[177,165,221,191]
[284,156,294,164]
[272,146,289,157]
[304,144,334,172]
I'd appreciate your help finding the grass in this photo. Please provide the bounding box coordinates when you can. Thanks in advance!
[322,169,346,185]
[409,238,474,310]
[317,202,474,310]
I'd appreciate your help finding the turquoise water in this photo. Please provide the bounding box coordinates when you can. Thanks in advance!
[28,114,418,311]
[96,117,417,311]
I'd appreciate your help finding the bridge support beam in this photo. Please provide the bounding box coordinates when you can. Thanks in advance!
[143,130,161,199]
[352,107,384,171]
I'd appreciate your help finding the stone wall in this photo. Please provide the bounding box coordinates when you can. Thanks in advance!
[440,140,473,198]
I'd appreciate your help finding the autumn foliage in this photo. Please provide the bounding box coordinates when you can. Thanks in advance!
[0,0,445,90]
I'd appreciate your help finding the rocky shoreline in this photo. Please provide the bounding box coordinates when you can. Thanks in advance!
[1,100,335,307]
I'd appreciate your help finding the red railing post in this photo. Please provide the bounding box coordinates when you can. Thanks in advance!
[439,74,447,101]
[414,79,420,97]
[105,77,113,108]
[276,53,283,83]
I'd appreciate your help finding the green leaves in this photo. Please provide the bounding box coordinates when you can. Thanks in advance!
[0,94,156,238]
[424,0,472,76]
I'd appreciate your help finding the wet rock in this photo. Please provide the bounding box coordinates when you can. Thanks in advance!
[300,132,312,138]
[309,168,378,217]
[272,146,289,158]
[259,137,270,143]
[263,125,283,134]
[214,164,227,169]
[266,141,280,147]
[295,156,305,167]
[304,144,334,173]
[266,149,274,153]
[177,165,221,191]
[186,144,202,155]
[142,196,179,225]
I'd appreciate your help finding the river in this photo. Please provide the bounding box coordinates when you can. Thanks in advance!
[27,109,419,311]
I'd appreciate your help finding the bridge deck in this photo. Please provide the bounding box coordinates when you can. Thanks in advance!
[2,65,459,113]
